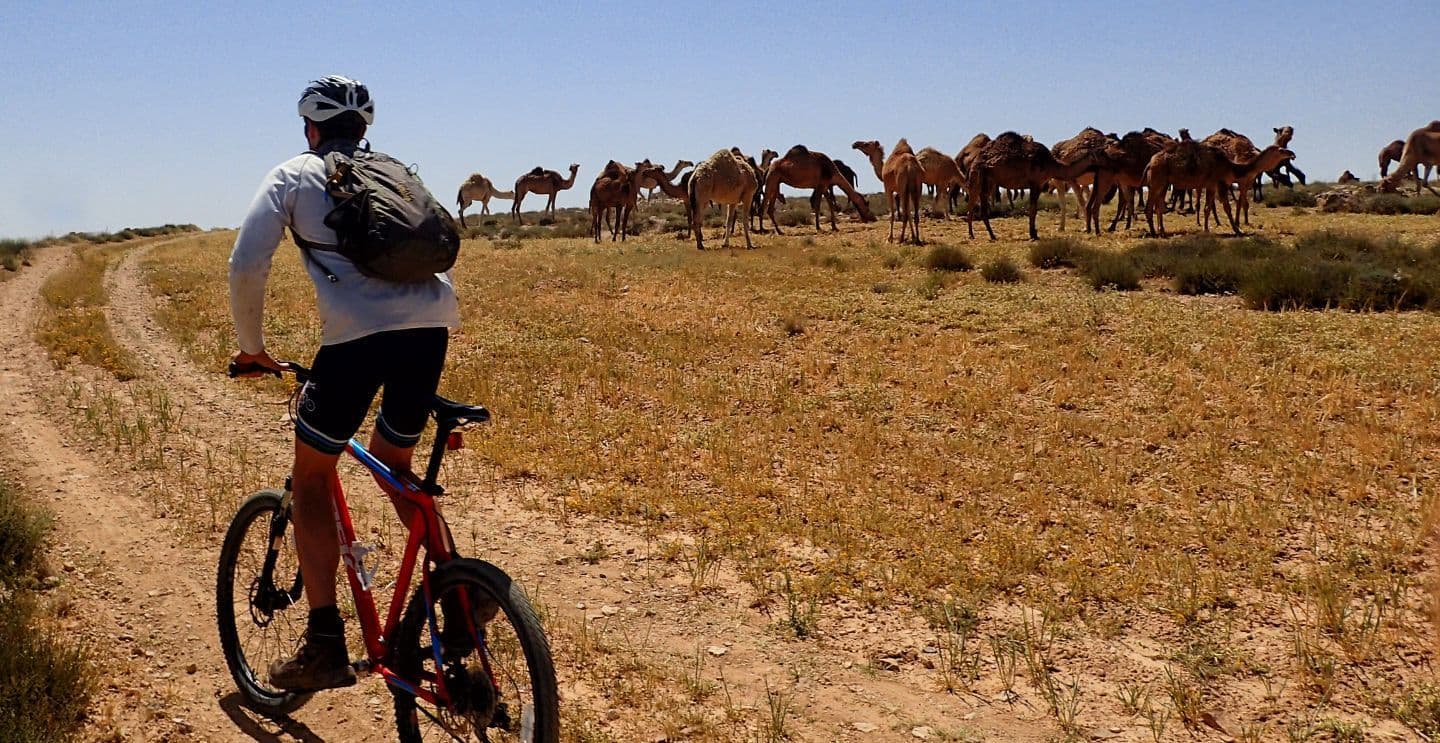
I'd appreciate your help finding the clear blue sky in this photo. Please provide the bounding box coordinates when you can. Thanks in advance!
[2,1,1436,238]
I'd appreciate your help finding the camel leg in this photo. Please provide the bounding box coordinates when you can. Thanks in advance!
[1057,182,1068,232]
[512,192,524,225]
[741,192,755,250]
[824,190,840,232]
[888,193,896,243]
[481,199,490,216]
[1028,189,1041,240]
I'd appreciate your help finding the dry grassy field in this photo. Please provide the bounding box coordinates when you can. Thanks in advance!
[112,199,1440,740]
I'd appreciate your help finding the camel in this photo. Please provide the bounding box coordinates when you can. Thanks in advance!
[1144,141,1294,237]
[735,148,779,232]
[589,161,662,243]
[1051,128,1113,230]
[1086,129,1174,233]
[911,147,963,218]
[964,132,1099,241]
[640,159,693,200]
[1379,122,1440,196]
[1338,170,1359,184]
[853,139,924,244]
[1253,125,1305,201]
[688,149,758,250]
[1379,139,1407,178]
[809,157,862,218]
[456,173,514,227]
[511,163,580,224]
[1200,129,1266,225]
[761,145,876,234]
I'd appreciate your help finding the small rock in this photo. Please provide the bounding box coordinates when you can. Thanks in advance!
[874,657,902,672]
[62,562,76,573]
[911,727,933,740]
[185,663,198,675]
[706,645,728,657]
[852,722,879,733]
[575,602,586,610]
[601,605,619,616]
[1011,471,1027,483]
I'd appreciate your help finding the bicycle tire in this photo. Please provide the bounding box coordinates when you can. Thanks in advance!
[215,488,312,716]
[390,558,559,742]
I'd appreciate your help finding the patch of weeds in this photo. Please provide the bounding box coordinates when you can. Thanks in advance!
[1083,253,1140,291]
[780,314,806,336]
[1028,237,1092,269]
[915,273,945,300]
[1395,682,1440,739]
[1262,188,1316,208]
[923,244,973,272]
[871,283,894,294]
[980,257,1023,283]
[818,254,847,272]
[882,252,905,270]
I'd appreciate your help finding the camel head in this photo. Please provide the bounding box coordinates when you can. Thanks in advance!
[1178,128,1192,141]
[1273,126,1294,147]
[568,164,580,173]
[676,159,694,170]
[852,140,882,159]
[760,149,778,168]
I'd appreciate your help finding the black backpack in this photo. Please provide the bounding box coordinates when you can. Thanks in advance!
[295,140,460,283]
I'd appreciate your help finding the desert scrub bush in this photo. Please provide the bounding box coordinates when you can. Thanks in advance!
[1261,188,1316,208]
[1239,257,1354,310]
[980,257,1023,283]
[1,238,32,273]
[882,252,905,269]
[1082,252,1140,291]
[923,244,973,272]
[1028,238,1093,269]
[0,478,94,742]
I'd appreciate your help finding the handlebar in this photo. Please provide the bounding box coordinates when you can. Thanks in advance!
[227,360,311,383]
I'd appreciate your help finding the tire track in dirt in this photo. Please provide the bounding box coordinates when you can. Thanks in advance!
[34,238,1061,741]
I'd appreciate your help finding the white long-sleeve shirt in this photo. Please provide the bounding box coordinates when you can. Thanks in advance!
[228,151,460,354]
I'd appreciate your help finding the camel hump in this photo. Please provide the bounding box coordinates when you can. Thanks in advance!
[528,166,545,176]
[785,144,810,157]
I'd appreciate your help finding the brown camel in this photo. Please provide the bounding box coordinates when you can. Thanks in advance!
[1378,122,1440,193]
[1200,129,1266,225]
[589,161,662,243]
[511,163,580,224]
[456,173,514,227]
[1337,170,1359,184]
[761,145,876,234]
[1051,127,1112,230]
[853,139,924,244]
[640,159,694,200]
[1144,142,1294,237]
[1379,139,1407,178]
[688,149,758,250]
[913,146,963,218]
[1085,129,1173,233]
[965,132,1099,241]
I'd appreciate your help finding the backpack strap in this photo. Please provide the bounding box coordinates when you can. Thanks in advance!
[291,230,339,283]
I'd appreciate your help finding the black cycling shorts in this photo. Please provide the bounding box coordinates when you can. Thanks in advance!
[294,327,448,456]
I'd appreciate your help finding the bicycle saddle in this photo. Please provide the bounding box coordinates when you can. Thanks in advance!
[431,395,490,428]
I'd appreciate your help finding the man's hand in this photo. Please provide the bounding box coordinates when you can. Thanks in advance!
[230,349,283,378]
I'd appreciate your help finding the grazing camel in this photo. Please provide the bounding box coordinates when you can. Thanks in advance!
[809,157,862,218]
[853,139,924,244]
[1379,139,1407,178]
[511,164,580,224]
[761,145,876,234]
[1086,129,1173,233]
[965,132,1099,241]
[1202,129,1267,225]
[912,147,963,218]
[589,161,661,243]
[456,173,514,227]
[1144,141,1294,237]
[1380,122,1440,196]
[688,149,758,250]
[1337,170,1359,184]
[640,159,693,200]
[1051,127,1112,230]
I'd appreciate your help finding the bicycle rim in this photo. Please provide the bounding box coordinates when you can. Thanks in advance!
[391,559,558,743]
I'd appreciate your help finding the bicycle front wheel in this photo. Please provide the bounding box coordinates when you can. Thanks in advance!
[389,558,559,742]
[215,488,311,716]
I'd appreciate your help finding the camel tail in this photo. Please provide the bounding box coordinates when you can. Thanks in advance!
[456,186,464,208]
[495,190,515,199]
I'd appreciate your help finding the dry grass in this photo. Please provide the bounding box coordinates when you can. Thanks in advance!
[137,207,1440,737]
[35,244,138,380]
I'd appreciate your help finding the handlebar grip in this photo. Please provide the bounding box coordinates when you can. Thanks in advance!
[228,360,282,378]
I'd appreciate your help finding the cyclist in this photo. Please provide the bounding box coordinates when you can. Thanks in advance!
[228,75,459,690]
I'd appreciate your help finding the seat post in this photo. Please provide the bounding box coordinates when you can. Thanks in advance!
[422,423,453,493]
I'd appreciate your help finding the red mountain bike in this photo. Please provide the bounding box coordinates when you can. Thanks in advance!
[215,361,558,742]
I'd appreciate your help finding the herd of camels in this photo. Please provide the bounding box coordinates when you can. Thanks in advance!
[454,120,1440,249]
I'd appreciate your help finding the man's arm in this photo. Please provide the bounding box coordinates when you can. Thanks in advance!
[228,167,291,373]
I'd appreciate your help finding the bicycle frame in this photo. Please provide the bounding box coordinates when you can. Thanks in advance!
[272,435,461,706]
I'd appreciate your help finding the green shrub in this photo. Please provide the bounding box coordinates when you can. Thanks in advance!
[923,245,973,272]
[1239,258,1354,310]
[882,253,905,270]
[1028,238,1092,269]
[1262,188,1316,208]
[0,482,48,585]
[1363,194,1408,215]
[1083,253,1141,291]
[1172,254,1250,295]
[980,257,1023,283]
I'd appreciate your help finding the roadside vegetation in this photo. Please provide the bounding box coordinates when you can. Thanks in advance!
[0,477,94,742]
[114,207,1440,738]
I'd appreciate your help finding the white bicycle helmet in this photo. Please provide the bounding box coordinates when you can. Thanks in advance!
[297,75,374,124]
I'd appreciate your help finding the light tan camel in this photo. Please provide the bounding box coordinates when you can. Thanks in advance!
[853,139,924,244]
[1050,127,1111,230]
[589,161,662,243]
[761,146,876,233]
[1144,142,1294,237]
[1200,129,1264,225]
[1379,122,1440,195]
[965,132,1099,241]
[914,147,963,218]
[456,173,515,226]
[1085,129,1173,233]
[688,149,758,250]
[511,163,580,224]
[640,159,693,200]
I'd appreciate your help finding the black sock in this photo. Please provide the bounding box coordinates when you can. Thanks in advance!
[307,605,345,638]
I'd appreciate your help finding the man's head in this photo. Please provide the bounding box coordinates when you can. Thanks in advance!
[298,76,373,146]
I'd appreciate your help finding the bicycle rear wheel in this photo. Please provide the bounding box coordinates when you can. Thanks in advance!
[389,558,558,742]
[215,488,311,716]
